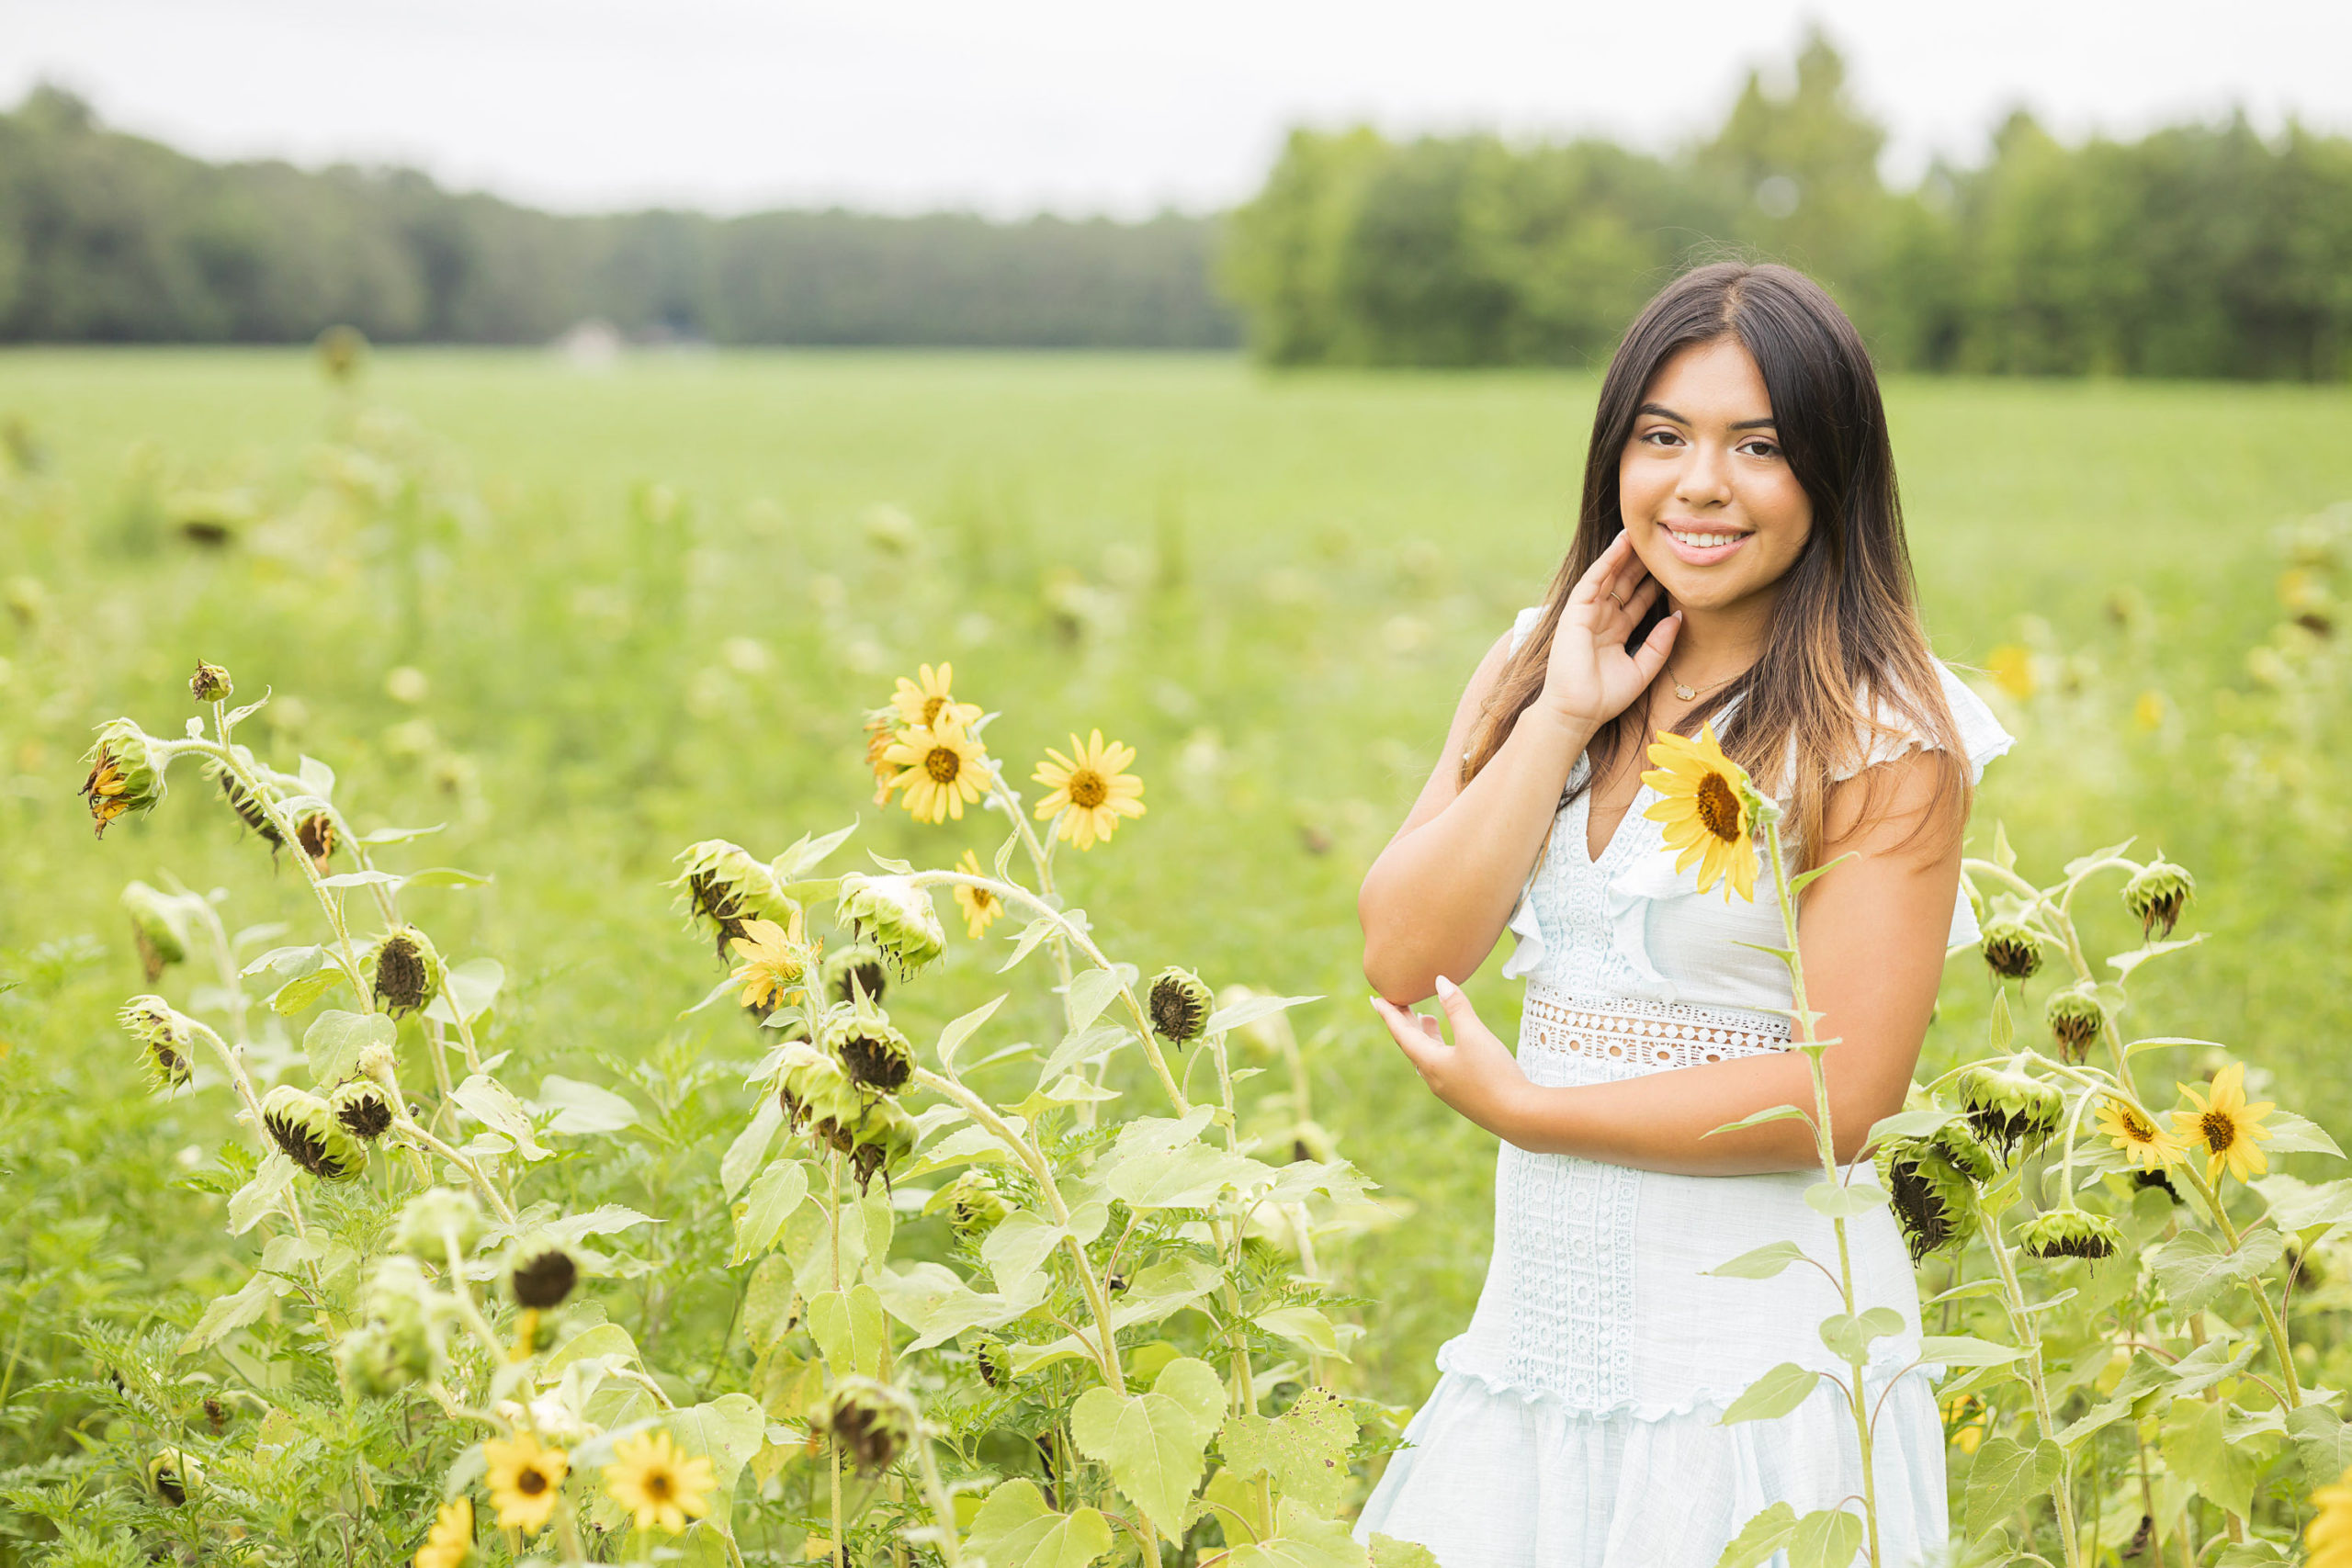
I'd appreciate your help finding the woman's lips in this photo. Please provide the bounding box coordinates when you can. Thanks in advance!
[1660,525,1752,567]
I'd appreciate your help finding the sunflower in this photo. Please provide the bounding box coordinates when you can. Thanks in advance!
[881,719,989,824]
[951,849,1002,939]
[2096,1095,2186,1173]
[890,662,982,732]
[483,1431,569,1534]
[415,1497,473,1568]
[1032,729,1146,851]
[603,1429,718,1534]
[1640,724,1758,902]
[729,910,820,1011]
[2172,1061,2275,1185]
[2313,1462,2352,1568]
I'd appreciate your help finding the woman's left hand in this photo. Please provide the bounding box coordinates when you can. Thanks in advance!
[1374,977,1534,1144]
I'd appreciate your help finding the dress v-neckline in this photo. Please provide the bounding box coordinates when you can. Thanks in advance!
[1575,778,1645,869]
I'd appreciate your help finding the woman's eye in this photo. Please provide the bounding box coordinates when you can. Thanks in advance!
[1738,439,1781,458]
[1640,429,1681,447]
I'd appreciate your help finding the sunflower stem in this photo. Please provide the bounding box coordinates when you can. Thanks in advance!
[2176,1162,2302,1408]
[1975,1194,2086,1568]
[401,1114,517,1225]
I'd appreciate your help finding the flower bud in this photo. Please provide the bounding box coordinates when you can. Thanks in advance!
[80,720,166,837]
[147,1450,205,1506]
[820,1377,916,1474]
[1147,967,1214,1046]
[1955,1064,2064,1158]
[926,1169,1009,1237]
[366,926,445,1016]
[119,994,196,1090]
[2122,859,2195,940]
[511,1247,579,1310]
[189,662,233,703]
[329,1077,394,1141]
[820,998,914,1096]
[1874,1141,1981,1265]
[673,840,789,954]
[823,943,890,1007]
[393,1187,485,1258]
[120,880,190,981]
[2043,986,2106,1065]
[260,1085,368,1180]
[835,874,945,977]
[2015,1209,2123,1261]
[1977,919,2042,980]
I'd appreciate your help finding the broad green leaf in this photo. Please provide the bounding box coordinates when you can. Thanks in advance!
[1991,820,2016,873]
[981,1202,1109,1292]
[1255,1306,1344,1359]
[537,1203,658,1248]
[319,869,401,889]
[535,1074,639,1134]
[1705,1103,1812,1138]
[936,993,1008,1075]
[2265,1111,2345,1159]
[1861,1108,1956,1147]
[304,1009,394,1086]
[1718,1362,1818,1426]
[1069,1356,1226,1540]
[2253,1173,2352,1233]
[1963,1438,2063,1540]
[451,1073,550,1160]
[1789,1506,1865,1568]
[1223,1504,1368,1568]
[2163,1397,2256,1517]
[1001,914,1061,973]
[1063,965,1127,1033]
[1008,1257,1226,1373]
[1204,992,1320,1038]
[731,1158,810,1265]
[298,754,336,797]
[1369,1537,1440,1568]
[2150,1229,2285,1314]
[1713,1502,1798,1568]
[1817,1307,1905,1364]
[2063,838,2136,879]
[179,1268,283,1353]
[268,965,345,1015]
[807,1284,888,1379]
[907,1119,1029,1177]
[1988,988,2015,1054]
[2288,1404,2352,1486]
[2107,933,2204,978]
[1917,1335,2029,1368]
[1804,1180,1888,1220]
[356,822,445,845]
[544,1321,641,1378]
[402,865,492,889]
[1708,1240,1813,1280]
[424,957,505,1026]
[656,1393,765,1529]
[872,1261,1051,1352]
[1254,1158,1377,1209]
[772,820,857,881]
[1219,1386,1357,1510]
[1105,1143,1269,1211]
[964,1479,1115,1568]
[720,1097,784,1199]
[740,1256,797,1353]
[781,1190,871,1297]
[1035,1021,1132,1090]
[225,1153,298,1236]
[243,943,325,981]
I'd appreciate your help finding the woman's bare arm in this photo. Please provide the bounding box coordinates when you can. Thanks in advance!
[1375,748,1962,1173]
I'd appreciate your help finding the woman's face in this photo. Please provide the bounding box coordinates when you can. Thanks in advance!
[1616,335,1813,622]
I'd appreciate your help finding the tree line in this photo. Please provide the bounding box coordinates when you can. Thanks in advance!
[1222,34,2352,378]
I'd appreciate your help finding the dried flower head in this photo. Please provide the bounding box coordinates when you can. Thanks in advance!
[835,874,945,976]
[970,1334,1011,1389]
[328,1077,394,1141]
[1955,1064,2064,1157]
[820,998,915,1095]
[1147,967,1214,1045]
[120,880,190,981]
[823,942,890,1007]
[673,840,788,955]
[1924,1119,1997,1184]
[1876,1141,1982,1265]
[259,1084,368,1181]
[1977,918,2043,980]
[2043,985,2106,1065]
[368,926,445,1016]
[209,762,283,849]
[296,811,337,869]
[2016,1209,2124,1261]
[844,1097,917,1194]
[80,720,166,837]
[511,1248,579,1311]
[189,661,232,703]
[2122,858,2195,940]
[119,994,196,1090]
[820,1377,917,1474]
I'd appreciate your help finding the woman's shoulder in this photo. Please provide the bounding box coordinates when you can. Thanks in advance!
[1839,658,2015,787]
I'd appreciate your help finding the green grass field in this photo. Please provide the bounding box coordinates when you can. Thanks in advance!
[5,348,2351,1416]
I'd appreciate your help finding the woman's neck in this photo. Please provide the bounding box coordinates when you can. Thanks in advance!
[1667,592,1779,680]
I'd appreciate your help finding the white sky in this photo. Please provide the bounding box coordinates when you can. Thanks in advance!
[5,0,2347,218]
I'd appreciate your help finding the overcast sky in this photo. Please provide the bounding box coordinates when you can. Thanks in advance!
[6,0,2346,219]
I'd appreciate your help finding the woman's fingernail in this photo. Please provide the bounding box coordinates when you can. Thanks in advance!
[1434,976,1456,997]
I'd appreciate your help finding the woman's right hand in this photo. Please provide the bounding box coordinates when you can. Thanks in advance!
[1538,532,1682,729]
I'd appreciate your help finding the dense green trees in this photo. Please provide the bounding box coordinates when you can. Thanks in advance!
[1223,34,2352,378]
[0,86,1238,348]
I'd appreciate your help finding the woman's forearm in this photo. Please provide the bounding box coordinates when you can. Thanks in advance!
[1359,707,1595,1002]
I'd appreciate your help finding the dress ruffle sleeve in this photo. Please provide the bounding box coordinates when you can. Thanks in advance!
[1839,662,2015,951]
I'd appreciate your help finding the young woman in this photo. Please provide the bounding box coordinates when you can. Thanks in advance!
[1352,262,2011,1566]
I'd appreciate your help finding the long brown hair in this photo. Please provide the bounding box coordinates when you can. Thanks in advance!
[1460,260,1967,863]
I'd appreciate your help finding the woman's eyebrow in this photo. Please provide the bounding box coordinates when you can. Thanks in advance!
[1634,401,1778,431]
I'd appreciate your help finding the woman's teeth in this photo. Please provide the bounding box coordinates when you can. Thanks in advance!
[1668,528,1747,548]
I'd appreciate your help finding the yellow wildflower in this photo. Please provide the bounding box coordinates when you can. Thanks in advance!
[1032,729,1146,851]
[604,1429,717,1534]
[729,911,820,1011]
[2312,1461,2352,1568]
[881,719,989,824]
[2173,1061,2275,1186]
[2095,1095,2186,1173]
[414,1497,472,1568]
[1639,724,1758,902]
[891,662,981,732]
[952,849,1002,940]
[1987,644,2035,699]
[483,1431,568,1535]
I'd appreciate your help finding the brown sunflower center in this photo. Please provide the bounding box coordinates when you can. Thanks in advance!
[924,746,962,784]
[518,1467,548,1495]
[921,694,946,725]
[2200,1109,2236,1152]
[643,1471,674,1501]
[1067,768,1108,809]
[1695,773,1743,843]
[2119,1107,2154,1142]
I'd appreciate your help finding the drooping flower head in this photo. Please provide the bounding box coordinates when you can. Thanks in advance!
[880,718,989,824]
[2015,1209,2123,1261]
[414,1497,473,1568]
[483,1432,569,1534]
[836,874,945,976]
[820,1378,917,1475]
[147,1450,203,1506]
[673,840,790,955]
[392,1187,485,1259]
[729,910,820,1014]
[2043,985,2106,1065]
[2097,1096,2187,1174]
[2173,1061,2275,1185]
[329,1077,395,1141]
[890,662,981,733]
[511,1248,579,1311]
[297,811,338,871]
[368,926,446,1017]
[209,761,283,849]
[120,881,190,982]
[603,1430,717,1534]
[950,849,1002,941]
[337,1258,447,1398]
[822,942,889,1007]
[80,720,166,837]
[1977,917,2043,980]
[970,1333,1012,1389]
[1875,1140,1981,1265]
[820,996,915,1095]
[1148,967,1214,1046]
[1640,724,1758,902]
[1955,1063,2064,1158]
[119,995,196,1091]
[1032,729,1146,851]
[2122,858,2195,940]
[927,1168,1010,1237]
[260,1085,368,1180]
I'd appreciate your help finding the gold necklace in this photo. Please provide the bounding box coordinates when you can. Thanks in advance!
[1666,660,1746,703]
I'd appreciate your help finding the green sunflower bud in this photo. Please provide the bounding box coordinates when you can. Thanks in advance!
[119,994,196,1090]
[80,719,167,838]
[120,880,189,982]
[1977,918,2042,980]
[673,840,789,955]
[824,942,890,1006]
[820,1377,917,1474]
[1956,1063,2064,1158]
[2043,985,2107,1065]
[1874,1142,1982,1265]
[392,1187,485,1259]
[2122,859,2195,940]
[209,761,284,849]
[1147,966,1214,1046]
[147,1449,205,1506]
[328,1077,394,1141]
[259,1085,368,1180]
[511,1247,579,1310]
[927,1168,1011,1237]
[189,662,233,703]
[2015,1209,2124,1261]
[366,926,444,1016]
[835,874,945,976]
[820,997,915,1096]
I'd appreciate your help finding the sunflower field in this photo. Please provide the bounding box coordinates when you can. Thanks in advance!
[2,344,2352,1567]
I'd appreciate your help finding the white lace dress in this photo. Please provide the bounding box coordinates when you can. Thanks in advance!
[1354,607,2015,1568]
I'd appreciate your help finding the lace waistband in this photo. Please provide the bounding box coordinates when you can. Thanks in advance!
[1521,983,1792,1071]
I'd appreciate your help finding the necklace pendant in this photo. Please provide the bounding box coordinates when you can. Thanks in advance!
[1674,682,1696,701]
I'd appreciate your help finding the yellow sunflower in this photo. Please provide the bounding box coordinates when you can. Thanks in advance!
[1987,644,2036,699]
[2312,1462,2352,1568]
[891,662,982,733]
[729,911,820,1011]
[2172,1061,2275,1185]
[415,1497,473,1568]
[604,1429,718,1534]
[2095,1095,2186,1173]
[881,719,990,824]
[84,753,135,831]
[952,849,1002,940]
[1032,729,1146,851]
[1640,724,1758,902]
[483,1431,569,1535]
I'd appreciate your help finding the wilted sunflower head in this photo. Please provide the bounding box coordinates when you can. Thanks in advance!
[1875,1142,1982,1265]
[80,720,166,838]
[392,1186,486,1259]
[188,661,233,704]
[328,1077,394,1141]
[820,998,915,1096]
[259,1084,368,1180]
[208,761,283,848]
[2016,1209,2124,1261]
[511,1247,579,1311]
[835,874,946,976]
[2043,986,2107,1064]
[368,926,445,1016]
[1978,918,2043,980]
[1956,1064,2064,1157]
[120,881,190,981]
[296,811,337,868]
[673,840,787,955]
[823,942,890,1007]
[2122,859,2195,940]
[775,1041,854,1133]
[926,1168,1010,1237]
[969,1333,1011,1389]
[2132,1168,2182,1204]
[845,1097,918,1195]
[119,994,196,1090]
[1147,967,1214,1045]
[147,1450,204,1506]
[821,1377,917,1474]
[1926,1119,1998,1184]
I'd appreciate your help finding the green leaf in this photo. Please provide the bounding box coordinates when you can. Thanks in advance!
[1204,992,1320,1037]
[534,1074,639,1134]
[2288,1404,2352,1486]
[1817,1307,1905,1364]
[267,965,345,1016]
[1991,820,2016,873]
[1034,1022,1132,1092]
[872,1261,1051,1352]
[1219,1386,1358,1510]
[2252,1173,2352,1233]
[807,1285,888,1379]
[1713,1503,1798,1568]
[1001,913,1061,973]
[179,1267,285,1353]
[1988,987,2015,1054]
[1368,1537,1441,1568]
[980,1203,1110,1292]
[1708,1240,1814,1280]
[2265,1111,2346,1159]
[1222,1504,1368,1567]
[243,943,325,980]
[720,1098,784,1199]
[2163,1397,2256,1517]
[402,865,492,888]
[1705,1103,1813,1138]
[1069,1356,1226,1541]
[1064,965,1127,1033]
[936,993,1007,1075]
[225,1153,298,1236]
[1254,1306,1345,1359]
[1917,1335,2029,1368]
[2063,838,2136,879]
[2150,1229,2286,1314]
[303,1008,394,1085]
[1861,1108,1957,1147]
[1788,1506,1865,1568]
[2107,933,2205,978]
[730,1158,810,1265]
[424,957,504,1025]
[772,819,858,881]
[318,869,402,889]
[356,822,445,845]
[1105,1143,1269,1211]
[1718,1363,1819,1425]
[1804,1180,1889,1220]
[964,1479,1115,1568]
[451,1073,550,1160]
[1963,1437,2063,1540]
